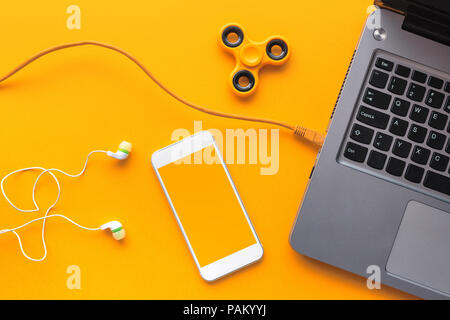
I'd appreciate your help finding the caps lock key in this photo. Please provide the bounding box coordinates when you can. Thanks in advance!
[357,106,390,129]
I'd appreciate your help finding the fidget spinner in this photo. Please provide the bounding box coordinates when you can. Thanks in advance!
[220,23,290,96]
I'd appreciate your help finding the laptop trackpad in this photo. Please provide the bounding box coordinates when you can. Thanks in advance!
[387,201,450,296]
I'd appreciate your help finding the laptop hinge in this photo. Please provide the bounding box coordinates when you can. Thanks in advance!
[402,4,450,46]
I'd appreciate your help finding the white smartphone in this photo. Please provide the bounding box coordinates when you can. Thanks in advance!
[151,131,263,281]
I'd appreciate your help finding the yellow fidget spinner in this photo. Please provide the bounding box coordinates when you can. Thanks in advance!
[219,23,290,96]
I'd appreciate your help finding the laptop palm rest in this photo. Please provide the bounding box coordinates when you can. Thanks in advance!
[387,201,450,296]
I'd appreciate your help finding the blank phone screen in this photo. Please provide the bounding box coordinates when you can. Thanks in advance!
[158,147,256,267]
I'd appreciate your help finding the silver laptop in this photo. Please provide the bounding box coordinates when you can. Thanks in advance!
[290,0,450,299]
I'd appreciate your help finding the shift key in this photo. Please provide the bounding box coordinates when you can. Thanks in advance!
[357,105,390,129]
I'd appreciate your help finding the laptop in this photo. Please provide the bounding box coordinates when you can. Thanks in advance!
[290,0,450,299]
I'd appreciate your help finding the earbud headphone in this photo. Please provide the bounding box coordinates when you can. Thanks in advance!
[101,221,126,240]
[107,141,132,160]
[0,140,131,261]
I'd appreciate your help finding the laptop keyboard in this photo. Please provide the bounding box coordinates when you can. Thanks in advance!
[339,51,450,200]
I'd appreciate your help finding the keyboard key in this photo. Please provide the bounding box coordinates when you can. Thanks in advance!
[386,157,406,176]
[405,164,424,183]
[428,111,448,130]
[444,96,450,113]
[428,76,444,89]
[373,132,393,151]
[350,123,374,144]
[408,124,427,143]
[347,58,450,198]
[343,142,367,163]
[411,145,430,165]
[409,104,429,123]
[388,76,407,95]
[411,70,427,83]
[426,131,446,150]
[395,65,410,78]
[357,106,390,129]
[369,70,389,89]
[389,117,409,136]
[430,152,449,172]
[392,139,412,158]
[423,171,450,195]
[367,150,387,170]
[425,89,445,109]
[407,83,426,101]
[363,88,391,109]
[391,98,410,116]
[375,57,394,71]
[445,82,450,93]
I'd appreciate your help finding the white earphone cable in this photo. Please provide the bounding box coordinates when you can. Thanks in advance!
[1,214,102,261]
[0,150,107,261]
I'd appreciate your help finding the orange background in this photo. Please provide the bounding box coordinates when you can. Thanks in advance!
[0,0,414,299]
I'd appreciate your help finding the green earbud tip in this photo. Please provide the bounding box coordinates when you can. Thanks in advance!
[111,226,122,233]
